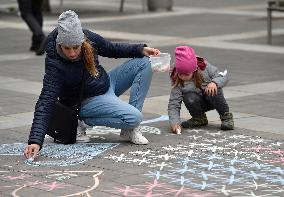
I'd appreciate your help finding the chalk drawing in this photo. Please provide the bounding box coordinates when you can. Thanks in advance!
[38,181,71,191]
[1,174,32,180]
[59,171,103,197]
[104,178,213,197]
[104,128,284,196]
[86,125,161,136]
[140,115,169,124]
[46,173,78,181]
[242,146,284,165]
[0,170,102,197]
[0,143,118,166]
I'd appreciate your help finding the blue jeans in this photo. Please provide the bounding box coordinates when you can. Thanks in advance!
[80,57,152,129]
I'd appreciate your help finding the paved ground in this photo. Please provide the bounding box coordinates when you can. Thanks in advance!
[0,0,284,196]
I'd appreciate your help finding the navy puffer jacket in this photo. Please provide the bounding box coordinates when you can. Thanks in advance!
[28,28,146,148]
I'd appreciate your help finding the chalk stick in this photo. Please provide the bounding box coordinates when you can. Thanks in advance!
[27,157,34,162]
[176,129,181,135]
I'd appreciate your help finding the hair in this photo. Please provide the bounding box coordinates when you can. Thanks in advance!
[81,39,98,76]
[172,75,184,88]
[172,68,204,89]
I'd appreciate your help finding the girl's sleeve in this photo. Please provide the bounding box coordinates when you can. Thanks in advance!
[168,87,183,125]
[206,61,229,88]
[28,58,64,149]
[85,29,146,58]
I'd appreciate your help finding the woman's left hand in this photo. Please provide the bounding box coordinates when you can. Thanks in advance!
[142,47,160,57]
[205,82,217,96]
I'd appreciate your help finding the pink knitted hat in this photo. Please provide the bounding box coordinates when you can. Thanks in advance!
[175,46,197,74]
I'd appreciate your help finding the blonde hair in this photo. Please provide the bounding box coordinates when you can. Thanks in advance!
[172,69,204,89]
[81,40,98,76]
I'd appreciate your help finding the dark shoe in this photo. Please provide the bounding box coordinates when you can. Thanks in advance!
[220,112,234,130]
[181,113,208,128]
[35,35,47,56]
[30,46,36,51]
[30,35,37,51]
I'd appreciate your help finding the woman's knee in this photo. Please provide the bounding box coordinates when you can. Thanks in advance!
[123,109,143,129]
[138,56,151,71]
[141,56,151,64]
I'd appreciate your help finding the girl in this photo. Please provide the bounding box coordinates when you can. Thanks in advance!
[24,10,160,159]
[168,45,234,134]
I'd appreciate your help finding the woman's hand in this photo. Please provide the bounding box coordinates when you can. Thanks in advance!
[142,47,160,57]
[24,144,40,159]
[171,124,182,134]
[205,82,217,96]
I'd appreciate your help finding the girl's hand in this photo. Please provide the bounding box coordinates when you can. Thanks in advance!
[142,47,160,57]
[171,124,182,134]
[24,144,40,159]
[205,82,217,96]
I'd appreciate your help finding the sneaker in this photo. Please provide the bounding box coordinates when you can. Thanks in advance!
[220,112,234,130]
[181,113,208,128]
[76,120,91,142]
[120,126,149,145]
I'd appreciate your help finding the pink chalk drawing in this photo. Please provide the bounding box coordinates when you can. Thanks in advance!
[269,149,284,155]
[242,146,284,165]
[2,174,32,180]
[104,179,213,197]
[9,180,71,197]
[8,180,71,196]
[60,171,103,197]
[105,186,142,196]
[23,180,43,187]
[104,129,284,196]
[242,145,272,153]
[0,170,103,197]
[37,181,71,191]
[264,157,284,165]
[135,179,169,191]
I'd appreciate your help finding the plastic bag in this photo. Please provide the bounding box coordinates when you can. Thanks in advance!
[149,53,171,72]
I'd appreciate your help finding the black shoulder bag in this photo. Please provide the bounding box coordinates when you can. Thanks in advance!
[47,70,85,144]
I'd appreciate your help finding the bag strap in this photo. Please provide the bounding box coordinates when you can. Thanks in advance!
[77,68,85,112]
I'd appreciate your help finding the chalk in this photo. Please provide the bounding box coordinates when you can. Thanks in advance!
[176,129,181,135]
[27,157,34,163]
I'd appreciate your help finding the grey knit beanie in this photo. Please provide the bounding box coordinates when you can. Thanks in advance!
[56,10,84,45]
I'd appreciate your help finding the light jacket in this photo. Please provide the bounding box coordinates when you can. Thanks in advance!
[168,61,229,125]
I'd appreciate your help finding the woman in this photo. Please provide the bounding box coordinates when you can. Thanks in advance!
[24,10,160,159]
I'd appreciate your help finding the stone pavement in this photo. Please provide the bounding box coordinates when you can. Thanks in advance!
[0,0,283,196]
